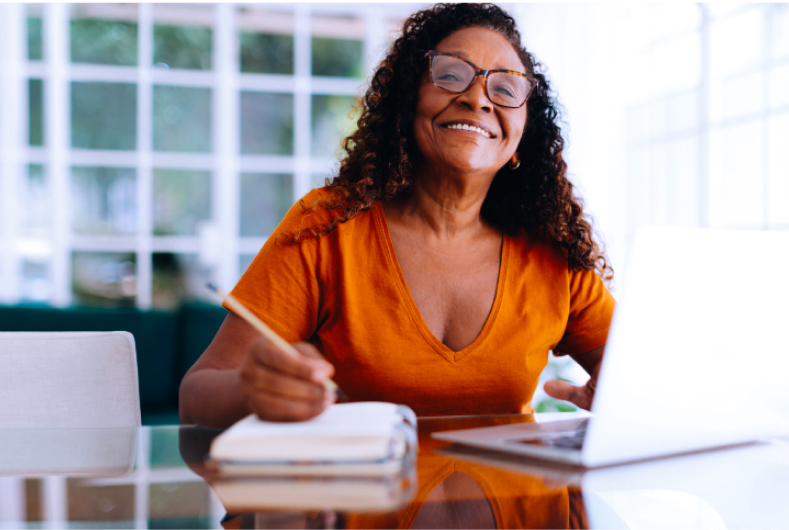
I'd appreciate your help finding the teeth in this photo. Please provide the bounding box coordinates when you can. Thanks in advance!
[447,123,490,138]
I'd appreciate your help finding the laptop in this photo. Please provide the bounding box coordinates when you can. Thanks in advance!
[434,226,789,467]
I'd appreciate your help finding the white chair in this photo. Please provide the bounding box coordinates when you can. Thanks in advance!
[0,331,141,429]
[0,332,141,477]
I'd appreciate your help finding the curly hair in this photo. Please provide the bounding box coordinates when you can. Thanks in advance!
[281,3,612,280]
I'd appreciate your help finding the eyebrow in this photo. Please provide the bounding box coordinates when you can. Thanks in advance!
[441,49,524,73]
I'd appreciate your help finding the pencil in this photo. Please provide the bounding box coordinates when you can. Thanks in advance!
[207,283,339,393]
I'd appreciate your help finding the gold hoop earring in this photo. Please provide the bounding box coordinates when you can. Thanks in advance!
[510,155,521,170]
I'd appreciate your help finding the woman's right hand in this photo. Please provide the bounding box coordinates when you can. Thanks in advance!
[239,337,336,422]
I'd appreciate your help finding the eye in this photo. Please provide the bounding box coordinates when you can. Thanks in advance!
[437,70,462,82]
[493,84,516,98]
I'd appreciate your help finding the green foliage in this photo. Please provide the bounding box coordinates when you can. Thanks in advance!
[71,82,137,150]
[311,94,359,158]
[70,19,138,66]
[239,91,294,155]
[153,170,211,236]
[240,32,294,75]
[239,173,293,237]
[27,17,43,61]
[535,398,578,413]
[28,79,43,146]
[311,37,363,77]
[154,25,212,70]
[153,85,212,153]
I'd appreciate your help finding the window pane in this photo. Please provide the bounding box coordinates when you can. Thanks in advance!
[71,82,137,150]
[72,252,136,308]
[239,173,292,237]
[21,260,50,303]
[153,169,211,236]
[239,253,256,277]
[311,37,363,77]
[70,19,138,66]
[27,17,43,61]
[708,120,765,228]
[767,112,789,228]
[152,253,213,310]
[23,164,49,238]
[239,32,294,74]
[153,85,212,152]
[29,79,43,146]
[239,92,293,155]
[71,166,137,236]
[153,25,212,70]
[312,173,331,189]
[311,94,358,158]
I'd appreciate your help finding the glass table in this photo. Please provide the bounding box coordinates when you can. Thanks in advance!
[2,413,789,529]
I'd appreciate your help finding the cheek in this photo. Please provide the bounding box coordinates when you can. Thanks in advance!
[507,110,528,144]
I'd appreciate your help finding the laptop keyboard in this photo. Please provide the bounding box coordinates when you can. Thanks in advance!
[507,418,589,450]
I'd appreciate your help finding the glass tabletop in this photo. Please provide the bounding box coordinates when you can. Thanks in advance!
[2,414,789,529]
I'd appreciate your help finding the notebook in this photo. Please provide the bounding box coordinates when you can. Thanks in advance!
[210,402,416,476]
[434,226,789,467]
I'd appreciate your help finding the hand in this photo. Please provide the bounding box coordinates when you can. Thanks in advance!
[239,337,336,422]
[543,372,597,411]
[543,345,604,411]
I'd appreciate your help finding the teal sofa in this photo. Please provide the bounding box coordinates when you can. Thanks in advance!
[0,302,227,424]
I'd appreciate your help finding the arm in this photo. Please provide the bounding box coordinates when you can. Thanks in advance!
[543,344,604,411]
[179,312,335,429]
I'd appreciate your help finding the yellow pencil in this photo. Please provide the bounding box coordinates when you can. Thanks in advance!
[207,283,339,393]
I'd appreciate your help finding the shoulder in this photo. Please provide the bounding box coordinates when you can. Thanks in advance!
[508,229,570,276]
[277,187,340,234]
[277,186,378,245]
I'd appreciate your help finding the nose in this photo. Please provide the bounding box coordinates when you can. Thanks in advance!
[455,74,493,112]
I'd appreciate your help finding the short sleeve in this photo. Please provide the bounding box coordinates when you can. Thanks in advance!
[226,189,334,343]
[554,268,616,356]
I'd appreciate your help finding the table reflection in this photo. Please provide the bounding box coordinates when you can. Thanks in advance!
[179,414,588,530]
[3,417,789,529]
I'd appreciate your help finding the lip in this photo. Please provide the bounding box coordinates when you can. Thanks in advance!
[439,119,497,139]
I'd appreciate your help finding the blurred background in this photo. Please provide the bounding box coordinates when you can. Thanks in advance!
[0,3,788,409]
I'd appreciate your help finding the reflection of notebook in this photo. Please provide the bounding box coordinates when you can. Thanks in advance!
[434,226,789,467]
[210,402,416,476]
[211,466,417,512]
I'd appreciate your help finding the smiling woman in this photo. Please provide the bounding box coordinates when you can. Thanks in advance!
[180,3,615,428]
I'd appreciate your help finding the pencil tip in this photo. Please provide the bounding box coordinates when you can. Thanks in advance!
[206,282,218,292]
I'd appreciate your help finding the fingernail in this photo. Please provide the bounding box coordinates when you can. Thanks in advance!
[323,391,336,407]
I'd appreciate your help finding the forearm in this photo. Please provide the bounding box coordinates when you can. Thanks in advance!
[179,368,250,429]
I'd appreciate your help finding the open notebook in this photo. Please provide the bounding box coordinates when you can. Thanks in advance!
[209,402,417,476]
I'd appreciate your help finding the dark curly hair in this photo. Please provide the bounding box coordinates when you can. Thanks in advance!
[281,3,612,280]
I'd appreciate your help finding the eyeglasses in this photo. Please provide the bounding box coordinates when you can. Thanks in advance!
[424,50,537,109]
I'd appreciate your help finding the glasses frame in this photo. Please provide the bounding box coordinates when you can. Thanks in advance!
[424,50,537,109]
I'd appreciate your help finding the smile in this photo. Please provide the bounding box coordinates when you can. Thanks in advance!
[444,123,492,138]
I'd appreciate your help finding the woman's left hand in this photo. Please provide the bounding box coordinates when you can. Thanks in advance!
[543,344,604,411]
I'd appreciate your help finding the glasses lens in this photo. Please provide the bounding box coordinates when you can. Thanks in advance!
[431,55,475,93]
[487,72,530,108]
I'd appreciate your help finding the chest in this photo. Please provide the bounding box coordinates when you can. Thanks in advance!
[388,230,503,352]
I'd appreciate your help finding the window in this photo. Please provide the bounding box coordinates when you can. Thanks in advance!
[0,3,410,309]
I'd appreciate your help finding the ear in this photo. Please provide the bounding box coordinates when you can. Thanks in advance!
[509,152,521,170]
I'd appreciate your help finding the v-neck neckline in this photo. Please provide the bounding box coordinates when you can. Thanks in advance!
[373,201,509,363]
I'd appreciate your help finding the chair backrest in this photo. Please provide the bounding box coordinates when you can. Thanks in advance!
[0,332,141,428]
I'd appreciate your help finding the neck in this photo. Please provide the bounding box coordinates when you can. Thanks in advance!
[385,164,497,243]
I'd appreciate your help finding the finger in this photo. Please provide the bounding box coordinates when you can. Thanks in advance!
[247,366,329,402]
[249,338,333,383]
[249,389,335,422]
[543,380,594,411]
[291,343,335,382]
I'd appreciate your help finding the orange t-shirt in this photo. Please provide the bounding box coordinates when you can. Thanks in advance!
[229,188,615,416]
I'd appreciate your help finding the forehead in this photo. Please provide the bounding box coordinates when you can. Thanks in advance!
[434,27,526,72]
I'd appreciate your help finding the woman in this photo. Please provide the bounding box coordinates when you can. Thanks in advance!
[179,3,614,428]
